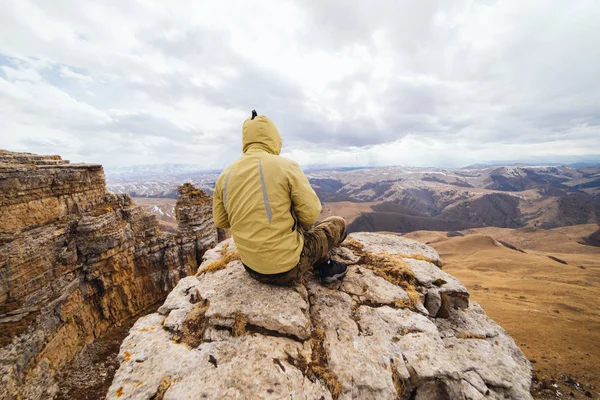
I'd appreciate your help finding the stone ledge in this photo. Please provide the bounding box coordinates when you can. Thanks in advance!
[107,233,533,400]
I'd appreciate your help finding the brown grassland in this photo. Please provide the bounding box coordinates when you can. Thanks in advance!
[405,224,600,399]
[320,201,377,224]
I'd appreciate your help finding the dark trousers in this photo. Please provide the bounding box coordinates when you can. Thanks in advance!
[244,216,347,285]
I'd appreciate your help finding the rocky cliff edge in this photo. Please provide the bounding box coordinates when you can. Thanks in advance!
[107,232,533,400]
[0,151,218,399]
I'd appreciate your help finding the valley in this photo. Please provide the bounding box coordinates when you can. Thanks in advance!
[115,164,600,235]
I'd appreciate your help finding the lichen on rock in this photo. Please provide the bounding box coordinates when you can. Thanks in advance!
[108,232,533,400]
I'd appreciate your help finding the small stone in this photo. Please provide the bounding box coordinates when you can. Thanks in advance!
[425,288,442,317]
[330,246,360,265]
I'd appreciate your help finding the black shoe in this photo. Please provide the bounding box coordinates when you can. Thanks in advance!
[319,259,348,284]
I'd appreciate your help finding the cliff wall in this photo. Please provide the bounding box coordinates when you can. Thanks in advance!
[0,151,218,400]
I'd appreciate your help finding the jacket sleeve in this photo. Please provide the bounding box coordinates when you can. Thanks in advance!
[212,173,230,229]
[288,162,322,227]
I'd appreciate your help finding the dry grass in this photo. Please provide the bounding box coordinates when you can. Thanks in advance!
[343,237,421,310]
[179,299,210,347]
[286,328,343,399]
[404,286,421,307]
[220,242,230,255]
[342,237,365,253]
[398,327,423,336]
[232,313,248,337]
[431,278,447,287]
[343,236,441,267]
[390,361,409,398]
[196,249,240,275]
[394,252,441,267]
[362,252,416,287]
[307,328,343,399]
[456,332,487,340]
[393,298,412,309]
[152,376,172,400]
[343,238,416,286]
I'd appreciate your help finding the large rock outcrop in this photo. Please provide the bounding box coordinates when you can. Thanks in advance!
[108,232,533,399]
[0,151,219,400]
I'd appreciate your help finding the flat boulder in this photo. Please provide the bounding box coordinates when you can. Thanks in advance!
[107,232,533,399]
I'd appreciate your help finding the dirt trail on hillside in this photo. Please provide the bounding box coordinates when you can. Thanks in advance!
[406,224,600,399]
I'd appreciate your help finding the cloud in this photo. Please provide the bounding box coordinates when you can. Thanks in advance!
[59,66,92,82]
[0,0,599,168]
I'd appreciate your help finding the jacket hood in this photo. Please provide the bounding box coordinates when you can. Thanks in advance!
[242,115,282,155]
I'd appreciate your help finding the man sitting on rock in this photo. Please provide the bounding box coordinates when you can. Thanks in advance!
[212,110,348,285]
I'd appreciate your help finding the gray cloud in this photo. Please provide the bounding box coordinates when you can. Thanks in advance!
[106,112,203,139]
[0,0,599,168]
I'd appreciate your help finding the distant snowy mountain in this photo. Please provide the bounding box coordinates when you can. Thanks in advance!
[105,164,220,198]
[105,164,221,180]
[112,161,599,231]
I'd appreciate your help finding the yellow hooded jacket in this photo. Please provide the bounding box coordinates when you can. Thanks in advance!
[212,115,322,274]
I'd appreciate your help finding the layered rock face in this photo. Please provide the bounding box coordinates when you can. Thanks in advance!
[0,151,218,400]
[108,233,533,400]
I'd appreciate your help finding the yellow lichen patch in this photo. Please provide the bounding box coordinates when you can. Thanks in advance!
[123,350,131,362]
[136,381,144,387]
[456,333,487,339]
[116,386,124,397]
[196,249,240,275]
[232,313,248,337]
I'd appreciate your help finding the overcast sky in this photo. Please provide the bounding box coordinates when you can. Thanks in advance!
[1,0,599,169]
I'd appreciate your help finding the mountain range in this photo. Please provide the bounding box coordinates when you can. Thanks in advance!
[109,163,600,234]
